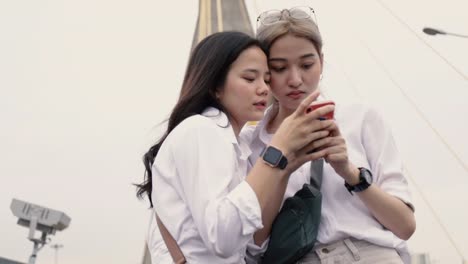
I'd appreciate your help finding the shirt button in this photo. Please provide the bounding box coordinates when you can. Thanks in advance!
[322,248,330,254]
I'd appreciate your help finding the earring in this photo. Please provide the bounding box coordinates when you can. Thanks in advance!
[320,74,323,81]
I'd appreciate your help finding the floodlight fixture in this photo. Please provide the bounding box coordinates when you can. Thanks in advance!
[10,199,71,264]
[423,27,468,38]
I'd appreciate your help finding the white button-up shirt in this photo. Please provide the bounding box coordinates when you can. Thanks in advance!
[148,107,263,264]
[241,103,414,263]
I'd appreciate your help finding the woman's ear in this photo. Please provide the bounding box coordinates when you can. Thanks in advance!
[215,88,223,100]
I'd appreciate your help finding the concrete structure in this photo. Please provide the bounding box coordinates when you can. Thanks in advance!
[193,0,252,46]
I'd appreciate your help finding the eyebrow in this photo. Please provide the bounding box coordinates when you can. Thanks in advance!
[269,53,316,62]
[242,69,270,75]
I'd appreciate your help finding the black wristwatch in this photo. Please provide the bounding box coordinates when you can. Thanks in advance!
[260,146,288,170]
[345,167,373,194]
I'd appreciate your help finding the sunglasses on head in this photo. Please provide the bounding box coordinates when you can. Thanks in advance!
[256,6,318,28]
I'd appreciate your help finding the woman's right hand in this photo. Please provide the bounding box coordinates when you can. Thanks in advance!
[269,91,335,172]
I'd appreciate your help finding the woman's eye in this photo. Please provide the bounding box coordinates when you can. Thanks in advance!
[264,79,271,84]
[302,63,314,70]
[243,77,255,83]
[271,67,285,73]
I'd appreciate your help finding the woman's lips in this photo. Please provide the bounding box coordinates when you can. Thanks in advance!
[253,100,266,110]
[287,91,304,99]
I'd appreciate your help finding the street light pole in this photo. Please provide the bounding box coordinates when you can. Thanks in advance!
[423,27,468,38]
[50,244,63,264]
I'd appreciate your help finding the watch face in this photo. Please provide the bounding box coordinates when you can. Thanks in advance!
[361,168,373,184]
[263,147,282,165]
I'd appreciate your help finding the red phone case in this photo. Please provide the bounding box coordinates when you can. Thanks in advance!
[306,100,335,120]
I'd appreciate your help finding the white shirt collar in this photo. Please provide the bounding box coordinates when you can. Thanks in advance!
[202,106,230,128]
[201,107,252,160]
[248,105,277,145]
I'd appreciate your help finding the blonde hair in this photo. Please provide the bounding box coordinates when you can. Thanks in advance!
[256,9,323,54]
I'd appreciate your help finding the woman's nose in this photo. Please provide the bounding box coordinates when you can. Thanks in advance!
[258,81,269,96]
[287,67,302,88]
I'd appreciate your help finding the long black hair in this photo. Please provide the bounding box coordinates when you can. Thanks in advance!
[136,31,267,207]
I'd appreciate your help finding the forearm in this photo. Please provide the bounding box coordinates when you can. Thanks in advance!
[252,175,288,245]
[339,165,415,240]
[357,185,416,240]
[246,160,290,246]
[245,94,334,245]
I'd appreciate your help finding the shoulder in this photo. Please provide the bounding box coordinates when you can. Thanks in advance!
[165,108,236,153]
[175,114,217,133]
[167,114,225,146]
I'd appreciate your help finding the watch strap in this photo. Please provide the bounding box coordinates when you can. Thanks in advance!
[345,167,371,194]
[277,155,288,169]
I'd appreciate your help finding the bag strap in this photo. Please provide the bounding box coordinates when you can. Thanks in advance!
[155,213,187,264]
[309,158,324,189]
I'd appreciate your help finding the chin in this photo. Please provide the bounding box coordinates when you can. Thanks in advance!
[278,99,300,109]
[285,103,299,112]
[249,113,264,122]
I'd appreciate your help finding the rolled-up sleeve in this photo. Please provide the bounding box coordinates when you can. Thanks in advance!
[226,181,263,235]
[245,237,269,263]
[171,117,263,257]
[362,108,414,211]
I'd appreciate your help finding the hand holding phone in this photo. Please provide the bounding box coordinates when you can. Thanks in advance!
[306,100,335,120]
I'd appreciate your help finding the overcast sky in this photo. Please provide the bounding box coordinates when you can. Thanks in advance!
[1,0,467,263]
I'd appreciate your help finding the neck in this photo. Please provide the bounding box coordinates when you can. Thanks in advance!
[230,120,243,137]
[266,105,294,133]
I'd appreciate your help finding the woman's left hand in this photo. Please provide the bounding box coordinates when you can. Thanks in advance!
[311,121,416,240]
[310,121,359,184]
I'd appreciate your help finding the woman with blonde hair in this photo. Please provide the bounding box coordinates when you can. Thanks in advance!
[243,7,416,264]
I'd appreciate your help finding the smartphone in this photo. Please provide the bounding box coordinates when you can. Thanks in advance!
[306,100,335,120]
